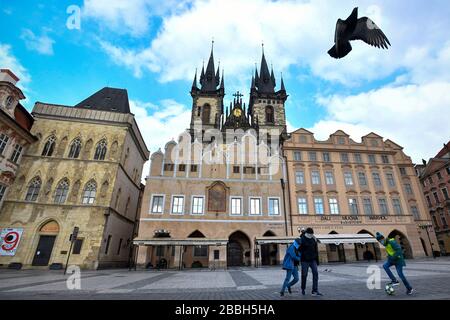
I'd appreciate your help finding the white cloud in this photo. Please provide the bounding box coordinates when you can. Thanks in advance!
[0,43,31,90]
[94,0,450,87]
[83,0,192,36]
[20,29,55,55]
[309,82,450,163]
[130,98,191,178]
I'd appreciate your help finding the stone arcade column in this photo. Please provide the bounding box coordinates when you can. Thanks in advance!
[172,245,182,269]
[343,243,357,262]
[318,243,328,264]
[208,245,227,269]
[277,244,288,265]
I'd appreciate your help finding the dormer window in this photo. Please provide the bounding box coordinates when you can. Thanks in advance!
[338,137,345,145]
[5,95,14,109]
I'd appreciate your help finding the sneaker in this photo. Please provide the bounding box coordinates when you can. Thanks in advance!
[280,292,284,297]
[406,288,415,295]
[287,286,292,294]
[388,280,400,286]
[301,289,305,295]
[311,292,323,297]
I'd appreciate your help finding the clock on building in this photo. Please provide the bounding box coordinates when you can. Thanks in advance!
[233,108,242,117]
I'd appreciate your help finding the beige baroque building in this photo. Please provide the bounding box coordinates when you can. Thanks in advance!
[0,87,149,269]
[284,129,437,263]
[135,47,291,269]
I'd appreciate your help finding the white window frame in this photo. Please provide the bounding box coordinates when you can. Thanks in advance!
[325,171,334,185]
[392,198,403,215]
[386,172,396,187]
[268,197,281,216]
[170,195,185,215]
[191,195,205,215]
[0,184,7,204]
[314,197,324,215]
[297,197,308,215]
[348,198,359,215]
[293,151,302,161]
[311,170,321,185]
[344,172,354,186]
[295,171,305,184]
[378,198,389,215]
[229,196,243,216]
[328,197,340,215]
[249,197,262,216]
[10,144,23,163]
[0,134,9,155]
[150,194,165,215]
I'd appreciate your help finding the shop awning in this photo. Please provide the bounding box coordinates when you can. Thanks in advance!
[133,238,229,246]
[255,233,377,245]
[316,234,378,245]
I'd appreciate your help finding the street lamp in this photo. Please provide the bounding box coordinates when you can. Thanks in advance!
[419,223,435,258]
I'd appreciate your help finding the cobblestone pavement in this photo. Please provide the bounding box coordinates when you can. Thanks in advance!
[0,257,449,300]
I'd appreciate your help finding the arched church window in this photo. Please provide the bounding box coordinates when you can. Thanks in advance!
[54,178,69,204]
[94,139,107,160]
[197,107,201,117]
[202,104,211,124]
[68,137,82,158]
[82,180,97,204]
[41,135,56,157]
[25,177,41,202]
[265,106,274,124]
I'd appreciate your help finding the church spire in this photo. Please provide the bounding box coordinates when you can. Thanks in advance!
[257,43,275,93]
[200,40,220,92]
[192,69,198,90]
[280,72,286,92]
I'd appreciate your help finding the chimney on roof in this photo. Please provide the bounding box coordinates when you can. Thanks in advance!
[0,69,20,86]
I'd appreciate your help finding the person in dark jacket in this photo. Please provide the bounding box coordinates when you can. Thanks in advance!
[280,238,301,296]
[299,227,323,296]
[376,232,414,295]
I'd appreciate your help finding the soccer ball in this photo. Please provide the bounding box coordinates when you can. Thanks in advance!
[385,284,395,295]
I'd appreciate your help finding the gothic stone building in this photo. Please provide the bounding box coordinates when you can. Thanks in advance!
[0,87,149,269]
[0,69,37,210]
[135,47,290,269]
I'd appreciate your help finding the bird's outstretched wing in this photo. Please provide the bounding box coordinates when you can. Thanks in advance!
[350,17,391,49]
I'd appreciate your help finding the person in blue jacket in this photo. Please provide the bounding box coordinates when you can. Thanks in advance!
[280,238,301,296]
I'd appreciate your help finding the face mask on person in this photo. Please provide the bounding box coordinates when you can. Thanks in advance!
[305,233,313,239]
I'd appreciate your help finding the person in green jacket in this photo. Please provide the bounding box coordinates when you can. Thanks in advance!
[375,232,414,295]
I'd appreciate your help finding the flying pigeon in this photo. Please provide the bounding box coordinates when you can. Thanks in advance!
[328,7,391,59]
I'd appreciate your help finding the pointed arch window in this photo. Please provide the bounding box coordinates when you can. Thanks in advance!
[265,106,274,124]
[25,177,41,202]
[54,178,69,204]
[202,104,211,124]
[41,135,56,157]
[94,139,107,160]
[82,180,97,204]
[68,137,82,158]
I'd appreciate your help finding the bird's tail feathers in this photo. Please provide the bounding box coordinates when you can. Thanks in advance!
[328,41,352,59]
[328,46,339,59]
[339,41,352,58]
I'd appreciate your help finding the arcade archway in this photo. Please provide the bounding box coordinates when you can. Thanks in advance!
[32,220,59,266]
[326,231,346,263]
[388,230,413,259]
[227,231,251,267]
[261,231,278,266]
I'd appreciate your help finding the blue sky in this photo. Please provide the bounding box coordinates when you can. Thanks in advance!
[1,0,450,167]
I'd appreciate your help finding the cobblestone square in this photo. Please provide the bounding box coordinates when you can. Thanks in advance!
[0,257,449,300]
